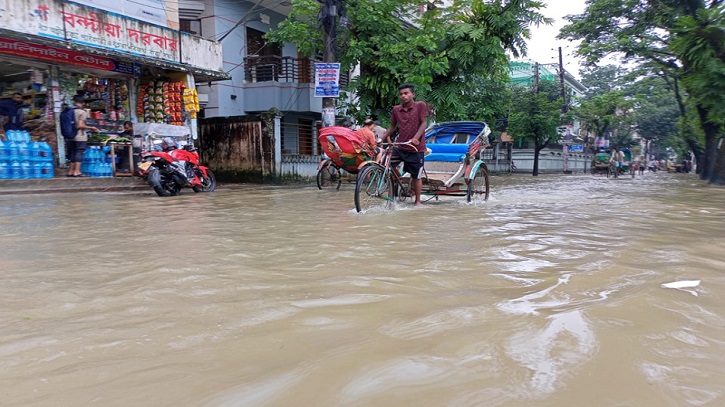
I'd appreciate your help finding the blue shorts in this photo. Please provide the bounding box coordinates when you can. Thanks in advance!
[68,140,87,163]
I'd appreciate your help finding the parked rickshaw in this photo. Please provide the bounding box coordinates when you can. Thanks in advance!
[317,127,376,189]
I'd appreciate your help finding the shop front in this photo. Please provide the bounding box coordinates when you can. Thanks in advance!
[0,0,225,179]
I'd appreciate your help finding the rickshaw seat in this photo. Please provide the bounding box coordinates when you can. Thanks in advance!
[425,153,464,162]
[427,144,469,155]
[425,143,467,162]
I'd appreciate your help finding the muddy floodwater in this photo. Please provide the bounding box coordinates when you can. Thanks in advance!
[1,172,724,407]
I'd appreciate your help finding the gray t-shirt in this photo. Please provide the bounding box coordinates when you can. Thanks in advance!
[74,108,89,141]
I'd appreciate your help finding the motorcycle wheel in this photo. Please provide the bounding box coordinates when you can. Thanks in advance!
[148,167,180,197]
[193,169,217,193]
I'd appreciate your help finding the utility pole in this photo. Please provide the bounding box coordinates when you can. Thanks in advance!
[319,0,341,127]
[533,62,539,94]
[558,46,567,113]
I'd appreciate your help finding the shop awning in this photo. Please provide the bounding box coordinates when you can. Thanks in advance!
[133,122,192,137]
[0,30,230,82]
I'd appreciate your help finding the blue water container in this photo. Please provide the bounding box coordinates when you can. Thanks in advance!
[81,149,90,174]
[9,160,20,179]
[19,160,31,179]
[28,141,40,162]
[41,161,54,178]
[21,131,31,142]
[6,130,16,142]
[31,162,42,178]
[0,138,6,160]
[7,140,19,161]
[38,142,53,161]
[17,141,29,162]
[0,161,8,179]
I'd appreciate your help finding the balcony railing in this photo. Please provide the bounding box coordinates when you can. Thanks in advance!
[244,56,350,85]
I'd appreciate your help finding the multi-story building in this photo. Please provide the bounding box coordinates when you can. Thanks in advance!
[0,0,227,166]
[188,0,347,180]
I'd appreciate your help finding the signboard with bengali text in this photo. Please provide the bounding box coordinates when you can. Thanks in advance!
[1,0,180,63]
[314,63,340,98]
[0,37,141,75]
[71,0,171,28]
[568,144,584,152]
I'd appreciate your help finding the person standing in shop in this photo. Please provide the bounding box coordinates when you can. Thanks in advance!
[67,95,99,177]
[0,92,24,133]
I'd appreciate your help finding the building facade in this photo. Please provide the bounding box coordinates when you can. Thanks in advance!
[0,0,227,169]
[190,0,352,179]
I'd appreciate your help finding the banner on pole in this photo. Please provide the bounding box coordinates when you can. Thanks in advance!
[314,63,340,98]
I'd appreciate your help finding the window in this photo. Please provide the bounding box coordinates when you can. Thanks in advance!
[179,19,201,36]
[246,28,281,57]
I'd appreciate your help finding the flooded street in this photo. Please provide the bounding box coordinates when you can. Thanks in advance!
[1,173,724,407]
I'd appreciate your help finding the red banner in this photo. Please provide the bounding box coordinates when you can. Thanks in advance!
[0,37,118,71]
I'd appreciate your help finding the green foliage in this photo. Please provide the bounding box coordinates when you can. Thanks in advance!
[507,80,564,149]
[578,64,626,97]
[268,0,550,123]
[559,0,725,182]
[574,89,634,147]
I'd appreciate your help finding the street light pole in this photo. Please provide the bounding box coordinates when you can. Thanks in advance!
[558,46,567,113]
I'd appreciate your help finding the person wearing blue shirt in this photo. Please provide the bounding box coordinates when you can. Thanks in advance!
[0,92,24,132]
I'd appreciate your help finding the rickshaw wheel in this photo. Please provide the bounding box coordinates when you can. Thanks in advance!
[467,165,490,202]
[317,162,342,190]
[354,165,389,213]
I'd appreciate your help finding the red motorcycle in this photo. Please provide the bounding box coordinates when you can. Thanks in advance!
[138,140,216,196]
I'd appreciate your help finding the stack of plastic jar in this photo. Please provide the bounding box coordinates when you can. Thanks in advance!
[81,145,113,178]
[0,130,54,179]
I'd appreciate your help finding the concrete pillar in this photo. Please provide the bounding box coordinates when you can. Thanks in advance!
[49,66,66,166]
[274,115,282,175]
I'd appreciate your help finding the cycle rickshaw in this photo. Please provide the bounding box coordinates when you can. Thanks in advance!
[317,127,376,190]
[353,121,491,212]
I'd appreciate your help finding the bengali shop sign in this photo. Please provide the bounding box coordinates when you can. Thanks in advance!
[0,37,141,75]
[314,63,341,98]
[0,0,180,63]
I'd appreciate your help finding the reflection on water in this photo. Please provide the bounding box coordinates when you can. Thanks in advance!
[1,173,724,406]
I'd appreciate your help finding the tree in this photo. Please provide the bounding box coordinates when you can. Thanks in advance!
[559,0,725,184]
[507,78,564,176]
[578,64,625,97]
[574,90,635,151]
[267,0,550,123]
[626,75,694,162]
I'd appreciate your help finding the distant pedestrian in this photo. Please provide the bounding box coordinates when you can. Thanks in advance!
[609,147,624,175]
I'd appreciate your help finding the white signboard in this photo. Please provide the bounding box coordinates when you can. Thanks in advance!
[70,0,170,28]
[6,0,181,63]
[314,63,341,98]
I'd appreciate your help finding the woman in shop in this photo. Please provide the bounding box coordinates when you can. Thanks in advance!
[68,95,100,177]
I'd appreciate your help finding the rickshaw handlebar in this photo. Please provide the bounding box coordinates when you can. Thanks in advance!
[379,141,413,147]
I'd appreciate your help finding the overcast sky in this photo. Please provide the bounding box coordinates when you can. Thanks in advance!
[523,1,587,77]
